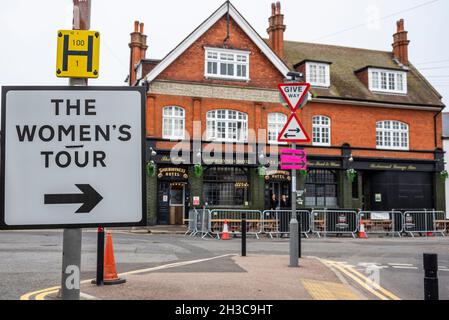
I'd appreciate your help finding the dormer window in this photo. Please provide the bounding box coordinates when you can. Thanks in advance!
[369,68,407,94]
[205,47,250,81]
[306,62,330,87]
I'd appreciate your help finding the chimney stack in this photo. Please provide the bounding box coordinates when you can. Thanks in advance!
[129,20,148,85]
[267,2,286,59]
[392,19,410,66]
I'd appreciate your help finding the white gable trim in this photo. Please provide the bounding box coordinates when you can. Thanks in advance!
[144,2,290,83]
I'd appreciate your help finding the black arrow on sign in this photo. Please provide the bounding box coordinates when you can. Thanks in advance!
[288,128,301,134]
[44,184,103,214]
[284,133,299,138]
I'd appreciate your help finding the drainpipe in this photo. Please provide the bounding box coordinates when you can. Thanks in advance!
[434,109,443,149]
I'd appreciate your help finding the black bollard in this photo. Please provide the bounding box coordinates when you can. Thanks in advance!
[96,227,105,286]
[241,213,247,257]
[298,214,302,259]
[423,253,439,300]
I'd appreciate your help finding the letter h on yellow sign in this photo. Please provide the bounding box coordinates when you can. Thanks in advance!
[56,30,100,78]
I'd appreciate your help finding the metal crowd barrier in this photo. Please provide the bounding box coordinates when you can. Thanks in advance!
[262,210,311,238]
[403,210,447,237]
[209,210,264,239]
[358,211,403,237]
[312,210,358,238]
[192,208,212,239]
[184,209,198,236]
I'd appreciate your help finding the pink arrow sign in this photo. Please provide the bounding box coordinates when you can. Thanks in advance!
[280,149,307,171]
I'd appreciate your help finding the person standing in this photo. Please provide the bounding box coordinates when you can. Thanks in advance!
[270,193,279,211]
[279,194,290,235]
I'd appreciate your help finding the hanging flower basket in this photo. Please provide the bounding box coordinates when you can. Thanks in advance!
[440,170,449,180]
[146,161,156,177]
[258,166,267,177]
[194,164,204,178]
[299,170,308,178]
[346,169,357,183]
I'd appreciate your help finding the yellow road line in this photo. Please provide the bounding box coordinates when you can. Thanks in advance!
[20,286,60,301]
[35,289,59,300]
[324,260,401,301]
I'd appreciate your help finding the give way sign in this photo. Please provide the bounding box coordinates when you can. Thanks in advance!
[278,83,310,112]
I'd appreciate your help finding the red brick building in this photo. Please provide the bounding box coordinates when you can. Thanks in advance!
[128,1,445,225]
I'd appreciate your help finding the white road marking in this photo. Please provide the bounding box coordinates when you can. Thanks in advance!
[388,263,414,267]
[391,266,418,270]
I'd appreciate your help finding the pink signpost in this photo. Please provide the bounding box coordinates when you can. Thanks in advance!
[280,149,307,171]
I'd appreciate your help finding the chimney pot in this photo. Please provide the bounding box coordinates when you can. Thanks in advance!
[140,22,144,34]
[134,21,139,32]
[267,2,286,59]
[392,19,410,65]
[397,19,404,32]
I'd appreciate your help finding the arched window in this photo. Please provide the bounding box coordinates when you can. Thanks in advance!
[268,113,287,143]
[376,121,409,150]
[203,167,250,206]
[305,170,338,208]
[163,106,185,140]
[206,110,248,142]
[312,116,331,146]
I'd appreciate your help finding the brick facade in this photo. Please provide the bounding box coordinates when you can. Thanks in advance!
[131,1,445,224]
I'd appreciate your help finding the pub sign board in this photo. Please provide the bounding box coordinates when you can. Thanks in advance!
[0,86,146,229]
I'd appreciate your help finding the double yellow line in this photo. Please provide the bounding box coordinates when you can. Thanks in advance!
[20,286,60,300]
[322,259,401,300]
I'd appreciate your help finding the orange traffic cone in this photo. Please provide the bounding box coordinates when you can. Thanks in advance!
[221,219,230,240]
[103,232,126,285]
[358,219,367,239]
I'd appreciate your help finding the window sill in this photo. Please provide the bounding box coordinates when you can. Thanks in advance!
[204,76,250,82]
[370,90,407,96]
[162,136,186,141]
[376,147,410,151]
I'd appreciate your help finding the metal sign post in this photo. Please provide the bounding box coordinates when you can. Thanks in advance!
[61,0,91,301]
[289,142,299,267]
[277,81,311,268]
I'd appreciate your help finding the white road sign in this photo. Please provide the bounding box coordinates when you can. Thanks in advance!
[277,114,311,143]
[278,83,310,112]
[0,86,146,229]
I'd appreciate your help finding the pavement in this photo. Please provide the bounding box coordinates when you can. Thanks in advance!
[43,254,365,300]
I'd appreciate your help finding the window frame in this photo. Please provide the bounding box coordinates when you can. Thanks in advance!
[267,113,288,144]
[376,120,409,151]
[305,170,339,208]
[204,47,250,81]
[368,68,407,94]
[203,167,250,207]
[306,62,331,88]
[312,115,331,147]
[162,106,186,140]
[206,109,248,143]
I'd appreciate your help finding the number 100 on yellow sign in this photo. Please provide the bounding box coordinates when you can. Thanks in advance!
[56,30,100,78]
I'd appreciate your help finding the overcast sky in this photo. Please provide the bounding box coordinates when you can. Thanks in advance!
[1,0,448,117]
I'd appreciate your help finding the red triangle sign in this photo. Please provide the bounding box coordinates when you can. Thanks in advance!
[278,83,311,112]
[278,114,311,143]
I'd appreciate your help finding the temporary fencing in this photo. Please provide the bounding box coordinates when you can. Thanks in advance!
[312,210,358,238]
[262,210,311,238]
[358,211,403,237]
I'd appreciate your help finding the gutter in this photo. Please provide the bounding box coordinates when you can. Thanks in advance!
[311,97,443,111]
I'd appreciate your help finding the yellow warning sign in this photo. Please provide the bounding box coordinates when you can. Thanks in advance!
[56,30,100,78]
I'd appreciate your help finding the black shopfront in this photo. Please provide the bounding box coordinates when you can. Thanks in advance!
[146,140,444,225]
